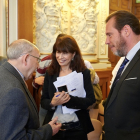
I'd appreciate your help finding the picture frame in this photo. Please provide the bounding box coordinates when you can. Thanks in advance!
[6,0,18,48]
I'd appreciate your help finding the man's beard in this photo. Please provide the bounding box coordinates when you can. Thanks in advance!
[113,34,127,57]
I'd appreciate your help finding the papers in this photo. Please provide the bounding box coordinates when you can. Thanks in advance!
[53,71,86,114]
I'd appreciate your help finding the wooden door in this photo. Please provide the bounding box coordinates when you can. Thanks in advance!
[18,0,33,42]
[132,0,140,20]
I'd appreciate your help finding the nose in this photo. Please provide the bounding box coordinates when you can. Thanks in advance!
[59,53,63,59]
[105,37,110,45]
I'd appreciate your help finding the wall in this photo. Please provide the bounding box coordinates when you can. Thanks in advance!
[18,0,111,69]
[9,0,18,44]
[0,0,18,56]
[0,0,6,56]
[10,0,136,68]
[33,0,99,55]
[3,0,140,61]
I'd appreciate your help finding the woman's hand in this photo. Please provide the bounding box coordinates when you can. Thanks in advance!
[51,91,70,107]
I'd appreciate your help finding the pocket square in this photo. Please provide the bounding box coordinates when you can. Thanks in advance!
[125,77,137,80]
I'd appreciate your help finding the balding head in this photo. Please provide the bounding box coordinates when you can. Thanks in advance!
[7,39,39,60]
[7,39,40,80]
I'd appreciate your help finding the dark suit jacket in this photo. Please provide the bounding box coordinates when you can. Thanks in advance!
[41,69,96,134]
[0,62,52,140]
[104,49,140,140]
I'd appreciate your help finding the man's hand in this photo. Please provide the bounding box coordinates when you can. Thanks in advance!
[35,76,45,85]
[48,117,62,136]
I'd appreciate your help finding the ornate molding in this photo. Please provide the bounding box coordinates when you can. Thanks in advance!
[100,2,108,55]
[33,0,99,54]
[6,0,8,48]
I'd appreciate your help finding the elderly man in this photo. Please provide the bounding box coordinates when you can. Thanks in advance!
[0,39,61,140]
[104,10,140,140]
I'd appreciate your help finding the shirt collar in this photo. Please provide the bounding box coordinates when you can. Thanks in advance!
[12,65,24,79]
[126,41,140,61]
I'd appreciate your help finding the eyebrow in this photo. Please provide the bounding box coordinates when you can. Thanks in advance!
[106,32,112,35]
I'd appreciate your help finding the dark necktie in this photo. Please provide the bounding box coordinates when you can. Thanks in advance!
[112,57,129,88]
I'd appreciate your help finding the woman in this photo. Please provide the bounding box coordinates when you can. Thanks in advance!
[41,35,96,140]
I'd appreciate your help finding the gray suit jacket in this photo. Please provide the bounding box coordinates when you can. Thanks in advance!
[0,62,52,140]
[104,49,140,140]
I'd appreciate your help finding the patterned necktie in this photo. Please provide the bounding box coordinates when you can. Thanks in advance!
[112,57,129,88]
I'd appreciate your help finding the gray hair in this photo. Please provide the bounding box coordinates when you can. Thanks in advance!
[7,39,38,59]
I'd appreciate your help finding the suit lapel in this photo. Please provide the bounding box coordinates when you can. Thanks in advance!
[105,49,140,110]
[3,62,38,114]
[21,80,38,114]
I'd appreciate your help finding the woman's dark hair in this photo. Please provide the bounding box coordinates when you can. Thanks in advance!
[48,35,86,75]
[105,10,140,35]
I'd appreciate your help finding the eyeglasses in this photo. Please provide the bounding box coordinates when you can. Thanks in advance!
[19,53,41,63]
[28,54,41,63]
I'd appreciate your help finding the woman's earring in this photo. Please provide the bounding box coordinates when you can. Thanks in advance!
[72,57,74,61]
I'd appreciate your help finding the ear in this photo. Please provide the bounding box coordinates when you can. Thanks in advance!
[122,25,131,37]
[22,54,29,66]
[72,52,76,59]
